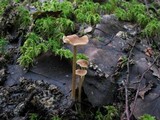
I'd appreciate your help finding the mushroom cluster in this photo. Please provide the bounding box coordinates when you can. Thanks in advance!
[76,59,88,102]
[63,34,89,101]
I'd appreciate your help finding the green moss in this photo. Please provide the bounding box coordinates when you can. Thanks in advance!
[142,19,160,37]
[55,48,88,60]
[95,105,119,120]
[41,0,74,18]
[114,0,160,37]
[16,6,31,29]
[0,0,9,16]
[18,32,48,67]
[100,0,120,14]
[0,38,8,54]
[139,114,156,120]
[74,1,101,25]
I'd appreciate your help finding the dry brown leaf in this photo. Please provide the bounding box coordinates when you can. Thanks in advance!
[144,47,153,57]
[139,82,153,99]
[148,62,160,79]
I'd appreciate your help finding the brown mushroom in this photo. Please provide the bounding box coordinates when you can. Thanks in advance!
[63,34,89,100]
[63,35,88,46]
[76,69,87,102]
[76,59,89,68]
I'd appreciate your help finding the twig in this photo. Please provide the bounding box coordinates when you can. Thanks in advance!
[94,27,108,35]
[104,35,114,46]
[121,39,137,120]
[129,55,160,118]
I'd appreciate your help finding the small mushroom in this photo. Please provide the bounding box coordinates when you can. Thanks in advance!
[63,34,89,100]
[76,69,87,102]
[63,35,88,46]
[76,59,89,68]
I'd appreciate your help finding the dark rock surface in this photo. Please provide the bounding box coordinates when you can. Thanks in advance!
[27,52,72,95]
[5,65,25,86]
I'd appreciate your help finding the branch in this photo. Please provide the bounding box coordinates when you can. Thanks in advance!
[121,38,137,120]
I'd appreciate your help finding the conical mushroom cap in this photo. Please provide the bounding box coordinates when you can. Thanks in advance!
[63,34,89,46]
[76,69,87,77]
[76,59,89,68]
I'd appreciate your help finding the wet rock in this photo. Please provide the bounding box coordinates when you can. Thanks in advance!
[94,14,123,37]
[27,52,72,94]
[6,65,25,86]
[84,76,115,106]
[123,24,139,36]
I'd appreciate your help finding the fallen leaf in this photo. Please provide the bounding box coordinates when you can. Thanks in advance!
[139,82,153,99]
[144,47,153,57]
[148,62,160,79]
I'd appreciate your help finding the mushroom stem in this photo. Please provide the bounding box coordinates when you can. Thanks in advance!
[71,46,77,100]
[78,76,85,102]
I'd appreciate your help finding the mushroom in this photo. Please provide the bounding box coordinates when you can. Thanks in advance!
[63,34,89,100]
[76,59,89,69]
[75,69,87,102]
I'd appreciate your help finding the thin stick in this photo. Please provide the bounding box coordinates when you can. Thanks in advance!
[122,39,137,120]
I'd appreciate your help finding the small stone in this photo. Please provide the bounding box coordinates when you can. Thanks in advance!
[35,80,44,86]
[0,69,5,76]
[48,84,57,92]
[83,26,93,34]
[14,102,25,115]
[26,84,36,91]
[123,24,135,31]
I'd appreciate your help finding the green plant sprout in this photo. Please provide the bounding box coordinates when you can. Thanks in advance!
[29,113,38,120]
[51,115,62,120]
[55,48,73,59]
[0,0,9,15]
[95,105,118,120]
[0,38,8,54]
[138,114,156,120]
